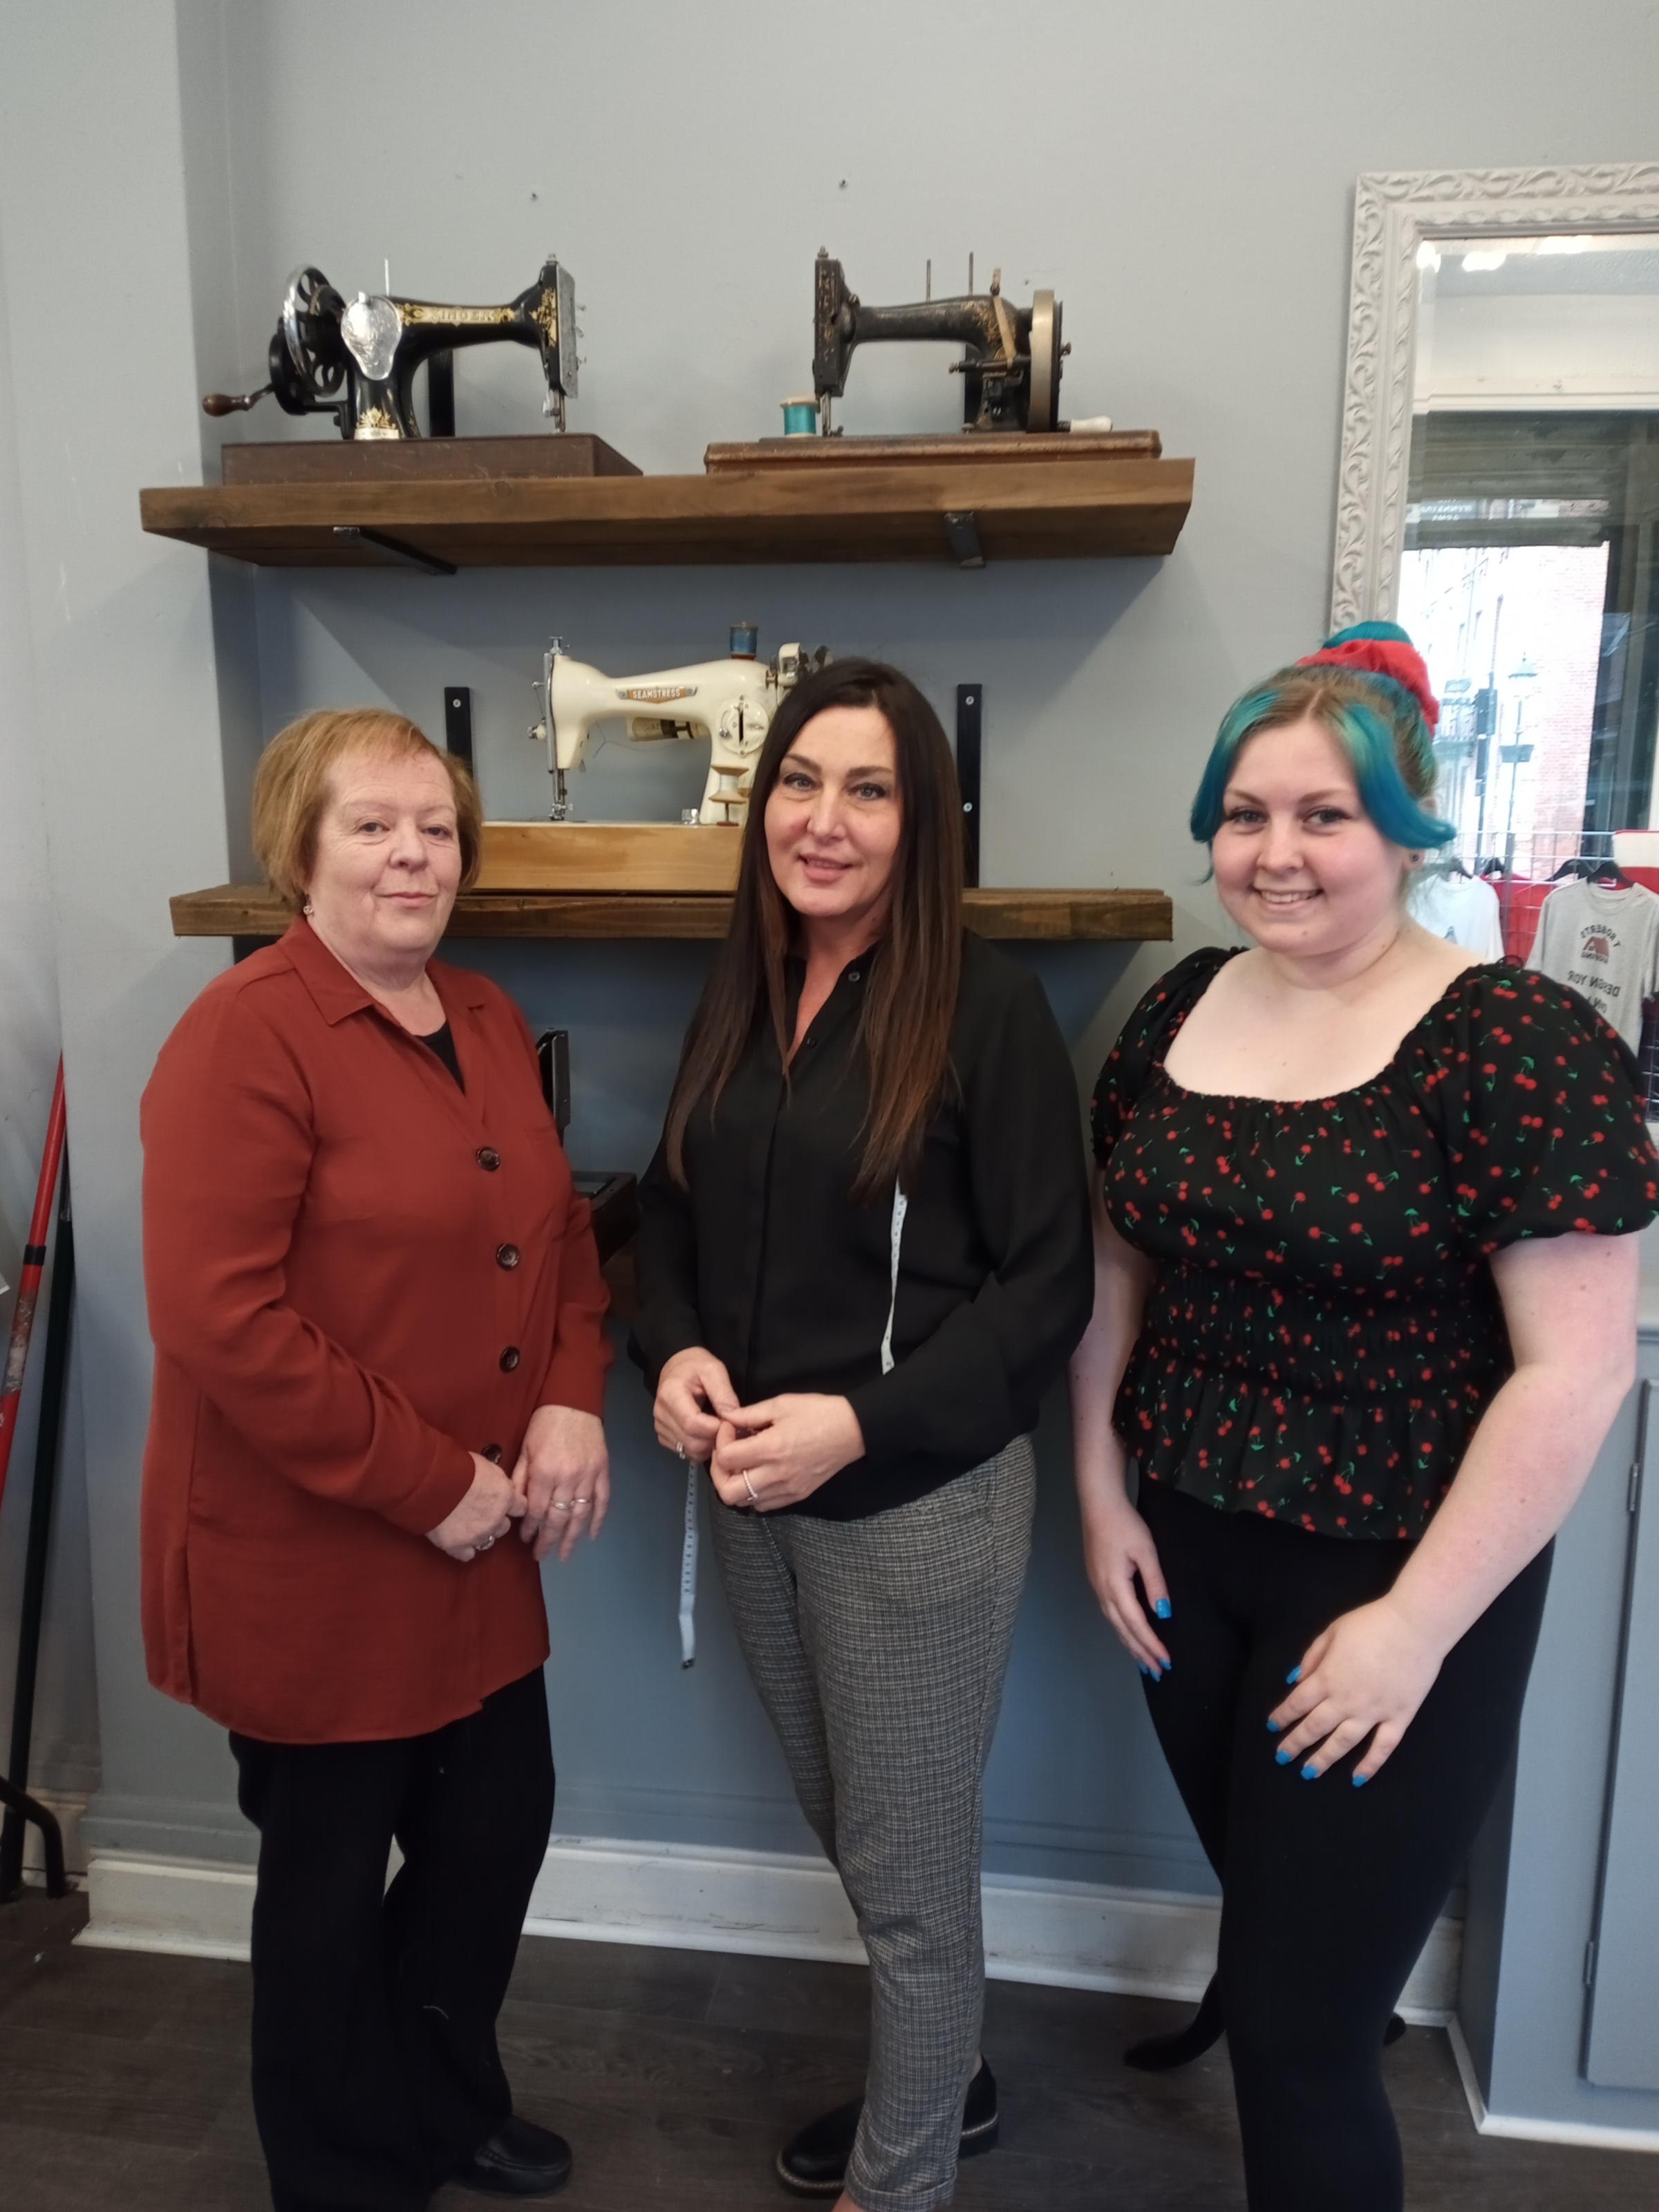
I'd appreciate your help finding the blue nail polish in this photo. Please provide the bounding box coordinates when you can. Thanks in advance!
[1301,1763,1320,1781]
[1352,1772,1369,1788]
[1286,1666,1302,1685]
[1154,1598,1172,1620]
[1266,1718,1281,1734]
[1275,1747,1292,1765]
[1138,1663,1152,1677]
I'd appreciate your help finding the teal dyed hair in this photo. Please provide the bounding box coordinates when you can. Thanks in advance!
[1189,622,1454,852]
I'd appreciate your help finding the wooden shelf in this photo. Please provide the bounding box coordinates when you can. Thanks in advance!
[171,884,1173,944]
[138,456,1192,570]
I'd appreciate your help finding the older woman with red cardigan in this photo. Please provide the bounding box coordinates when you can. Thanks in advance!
[140,709,610,2211]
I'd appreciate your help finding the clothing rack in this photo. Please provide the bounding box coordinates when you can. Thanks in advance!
[1440,831,1659,1123]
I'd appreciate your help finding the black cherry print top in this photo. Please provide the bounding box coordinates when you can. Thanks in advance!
[1090,950,1659,1541]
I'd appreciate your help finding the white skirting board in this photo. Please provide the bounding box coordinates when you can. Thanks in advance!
[1446,2018,1659,2155]
[80,1832,1456,2020]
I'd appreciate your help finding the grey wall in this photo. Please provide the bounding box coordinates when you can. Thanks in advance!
[0,209,98,1817]
[3,0,1659,1902]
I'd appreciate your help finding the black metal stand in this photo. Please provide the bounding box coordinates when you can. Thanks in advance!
[0,1150,75,1902]
[955,683,983,888]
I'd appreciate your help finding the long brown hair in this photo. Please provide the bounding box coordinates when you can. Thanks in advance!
[665,659,964,1200]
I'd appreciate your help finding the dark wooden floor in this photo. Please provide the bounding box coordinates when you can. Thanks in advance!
[0,1888,1651,2209]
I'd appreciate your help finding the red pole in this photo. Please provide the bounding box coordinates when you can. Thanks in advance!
[0,1059,67,1517]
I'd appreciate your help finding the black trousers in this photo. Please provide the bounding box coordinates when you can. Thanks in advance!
[1138,1482,1552,2212]
[229,1667,555,2212]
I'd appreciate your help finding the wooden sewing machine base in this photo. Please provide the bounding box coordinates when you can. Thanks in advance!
[478,821,740,894]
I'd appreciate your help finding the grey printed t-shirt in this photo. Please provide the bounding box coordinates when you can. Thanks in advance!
[1527,879,1659,1051]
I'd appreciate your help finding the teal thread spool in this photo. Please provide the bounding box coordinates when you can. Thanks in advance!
[780,396,818,436]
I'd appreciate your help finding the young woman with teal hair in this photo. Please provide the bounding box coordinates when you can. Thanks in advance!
[1070,625,1658,2211]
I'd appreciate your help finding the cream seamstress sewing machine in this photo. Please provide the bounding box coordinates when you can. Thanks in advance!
[474,626,832,893]
[531,624,829,825]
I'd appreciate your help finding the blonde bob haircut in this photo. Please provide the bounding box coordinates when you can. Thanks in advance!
[252,709,483,910]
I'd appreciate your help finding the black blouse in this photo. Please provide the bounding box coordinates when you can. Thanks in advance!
[418,1022,464,1088]
[1091,950,1659,1541]
[632,932,1094,1519]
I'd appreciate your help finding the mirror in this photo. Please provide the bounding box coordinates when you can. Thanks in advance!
[1399,232,1659,870]
[1333,167,1659,1102]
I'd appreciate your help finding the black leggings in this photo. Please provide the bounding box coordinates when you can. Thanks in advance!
[1138,1482,1552,2212]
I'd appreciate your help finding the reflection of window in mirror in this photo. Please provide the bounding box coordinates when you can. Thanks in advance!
[1398,234,1659,877]
[1397,229,1659,1112]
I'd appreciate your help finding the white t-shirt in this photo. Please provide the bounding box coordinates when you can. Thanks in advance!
[1527,879,1659,1051]
[1409,868,1503,957]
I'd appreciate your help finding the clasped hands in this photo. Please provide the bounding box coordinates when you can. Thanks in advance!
[653,1346,864,1510]
[427,1405,610,1566]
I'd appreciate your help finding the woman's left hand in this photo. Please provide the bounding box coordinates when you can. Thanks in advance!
[709,1396,864,1512]
[514,1405,610,1564]
[1266,1596,1447,1785]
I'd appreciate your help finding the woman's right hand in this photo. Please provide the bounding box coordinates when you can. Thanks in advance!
[427,1454,527,1563]
[1081,1495,1172,1676]
[653,1347,740,1463]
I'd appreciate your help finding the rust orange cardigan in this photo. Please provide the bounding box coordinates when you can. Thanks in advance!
[139,920,611,1743]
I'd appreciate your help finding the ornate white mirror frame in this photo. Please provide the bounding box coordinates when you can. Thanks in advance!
[1331,163,1659,629]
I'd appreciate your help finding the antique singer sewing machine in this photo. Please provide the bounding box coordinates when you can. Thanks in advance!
[812,249,1067,433]
[203,256,579,438]
[528,625,830,827]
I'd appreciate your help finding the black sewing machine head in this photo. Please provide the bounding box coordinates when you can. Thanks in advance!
[812,250,1066,433]
[204,258,579,438]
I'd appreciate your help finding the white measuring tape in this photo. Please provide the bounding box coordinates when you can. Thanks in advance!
[677,1462,699,1668]
[674,1182,907,1669]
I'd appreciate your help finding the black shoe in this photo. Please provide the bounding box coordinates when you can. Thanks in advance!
[454,2116,573,2198]
[776,2060,999,2197]
[1123,1973,1409,2072]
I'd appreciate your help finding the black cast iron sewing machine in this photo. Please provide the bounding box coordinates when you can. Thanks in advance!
[812,249,1068,433]
[203,256,579,439]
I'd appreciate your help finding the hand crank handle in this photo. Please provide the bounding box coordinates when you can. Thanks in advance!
[202,384,272,417]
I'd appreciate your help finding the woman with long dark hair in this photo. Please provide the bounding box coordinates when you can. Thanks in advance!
[632,659,1093,2212]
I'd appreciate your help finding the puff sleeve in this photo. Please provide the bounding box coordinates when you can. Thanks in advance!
[1434,968,1659,1255]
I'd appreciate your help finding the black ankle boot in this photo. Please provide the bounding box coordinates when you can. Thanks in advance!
[1123,1974,1408,2071]
[776,2059,1000,2197]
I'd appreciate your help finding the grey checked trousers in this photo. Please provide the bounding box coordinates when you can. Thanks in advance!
[709,1437,1036,2212]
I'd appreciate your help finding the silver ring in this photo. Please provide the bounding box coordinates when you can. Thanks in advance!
[478,1535,495,1551]
[550,1501,572,1513]
[572,1496,591,1508]
[675,1442,686,1461]
[742,1471,759,1503]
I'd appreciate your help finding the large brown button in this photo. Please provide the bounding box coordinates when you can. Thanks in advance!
[477,1147,501,1172]
[481,1443,504,1464]
[496,1242,521,1270]
[499,1346,521,1372]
